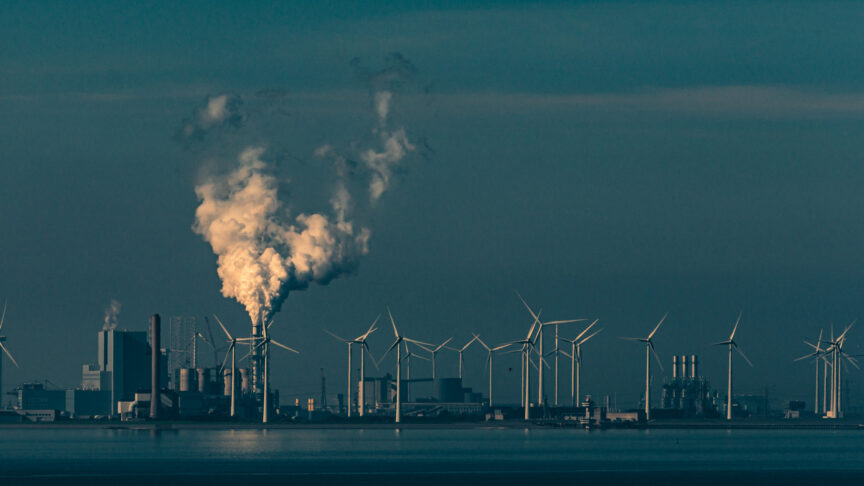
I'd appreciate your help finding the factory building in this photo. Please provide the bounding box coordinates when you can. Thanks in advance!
[660,354,717,417]
[17,383,66,410]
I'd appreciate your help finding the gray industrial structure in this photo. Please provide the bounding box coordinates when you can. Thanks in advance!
[661,354,717,417]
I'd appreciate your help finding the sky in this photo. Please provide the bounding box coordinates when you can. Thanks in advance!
[2,1,864,410]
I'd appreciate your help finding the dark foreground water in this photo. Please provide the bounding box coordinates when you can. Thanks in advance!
[1,427,862,485]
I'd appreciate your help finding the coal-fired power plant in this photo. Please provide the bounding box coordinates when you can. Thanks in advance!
[150,314,160,419]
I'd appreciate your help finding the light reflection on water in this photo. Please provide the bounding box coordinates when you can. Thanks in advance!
[1,428,863,476]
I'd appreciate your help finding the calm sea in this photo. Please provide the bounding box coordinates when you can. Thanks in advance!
[0,427,862,485]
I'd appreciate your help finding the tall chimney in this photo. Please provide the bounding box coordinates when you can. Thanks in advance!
[672,355,678,379]
[150,314,160,419]
[680,355,687,381]
[690,354,698,379]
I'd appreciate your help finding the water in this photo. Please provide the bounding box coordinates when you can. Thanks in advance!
[1,427,863,484]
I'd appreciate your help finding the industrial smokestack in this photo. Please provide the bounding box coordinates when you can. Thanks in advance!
[672,355,678,379]
[680,355,687,381]
[150,314,160,419]
[690,354,698,379]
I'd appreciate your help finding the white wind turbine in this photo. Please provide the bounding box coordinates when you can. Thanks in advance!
[517,293,586,408]
[712,313,753,420]
[401,341,430,402]
[794,328,825,415]
[474,335,513,407]
[445,335,479,380]
[0,301,20,407]
[379,307,432,423]
[414,337,453,380]
[324,315,380,417]
[557,320,601,407]
[621,313,667,421]
[499,312,542,419]
[213,314,252,418]
[822,321,857,418]
[253,318,299,423]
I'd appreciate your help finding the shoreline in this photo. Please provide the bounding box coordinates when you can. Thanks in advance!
[1,419,863,431]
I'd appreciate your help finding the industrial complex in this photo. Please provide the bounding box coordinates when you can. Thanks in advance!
[1,297,858,427]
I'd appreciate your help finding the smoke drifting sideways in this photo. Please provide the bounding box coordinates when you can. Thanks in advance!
[103,299,121,331]
[177,93,246,141]
[192,55,419,327]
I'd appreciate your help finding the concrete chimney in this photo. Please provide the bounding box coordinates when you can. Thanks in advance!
[672,355,678,379]
[150,314,160,419]
[680,355,687,381]
[690,354,698,379]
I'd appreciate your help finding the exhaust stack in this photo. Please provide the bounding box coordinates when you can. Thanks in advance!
[150,314,160,419]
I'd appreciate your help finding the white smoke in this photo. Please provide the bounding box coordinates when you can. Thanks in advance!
[179,93,245,140]
[102,299,121,331]
[193,148,370,326]
[362,90,415,203]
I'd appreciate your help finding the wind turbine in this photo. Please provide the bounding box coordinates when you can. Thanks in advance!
[557,319,601,407]
[401,341,430,402]
[794,329,825,415]
[712,313,753,420]
[254,318,299,423]
[499,311,542,419]
[516,293,586,408]
[474,335,513,407]
[324,315,379,417]
[213,314,251,418]
[621,313,667,421]
[445,335,479,380]
[0,301,20,408]
[822,321,857,418]
[379,307,432,423]
[426,338,452,380]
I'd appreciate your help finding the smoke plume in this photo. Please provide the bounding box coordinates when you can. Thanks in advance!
[178,93,246,140]
[194,148,370,325]
[102,299,121,331]
[193,54,420,326]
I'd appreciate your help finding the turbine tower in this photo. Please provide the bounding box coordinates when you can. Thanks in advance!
[0,301,20,408]
[324,315,379,417]
[621,313,667,421]
[712,313,753,420]
[558,320,601,407]
[380,307,431,423]
[254,318,299,423]
[213,314,251,418]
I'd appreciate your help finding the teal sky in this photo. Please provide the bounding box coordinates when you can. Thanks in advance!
[2,1,864,409]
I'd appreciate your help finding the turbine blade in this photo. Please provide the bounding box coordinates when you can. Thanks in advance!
[544,319,588,325]
[212,314,233,341]
[734,344,754,367]
[0,299,7,330]
[387,306,399,337]
[711,340,732,347]
[270,339,300,354]
[364,315,381,337]
[324,329,348,342]
[219,342,234,373]
[492,343,513,352]
[793,352,817,362]
[461,335,479,352]
[649,342,664,371]
[474,334,491,351]
[0,342,19,368]
[578,328,603,345]
[560,349,573,359]
[435,337,454,352]
[648,312,668,340]
[619,337,643,342]
[573,319,599,342]
[729,312,742,340]
[516,291,541,323]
